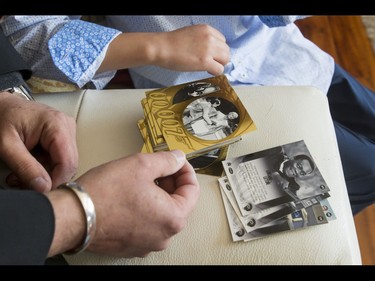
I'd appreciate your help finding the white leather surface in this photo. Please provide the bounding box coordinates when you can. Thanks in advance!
[33,86,361,265]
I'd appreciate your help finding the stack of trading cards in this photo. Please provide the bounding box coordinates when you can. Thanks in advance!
[138,75,257,176]
[218,140,337,242]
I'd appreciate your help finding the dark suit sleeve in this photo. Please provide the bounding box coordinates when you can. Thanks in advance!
[0,30,31,80]
[0,190,55,265]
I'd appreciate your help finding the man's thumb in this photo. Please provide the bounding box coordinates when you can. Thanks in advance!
[2,141,51,192]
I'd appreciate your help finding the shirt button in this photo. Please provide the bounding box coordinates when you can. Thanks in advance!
[241,73,247,78]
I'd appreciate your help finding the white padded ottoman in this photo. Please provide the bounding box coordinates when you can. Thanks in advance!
[26,86,362,264]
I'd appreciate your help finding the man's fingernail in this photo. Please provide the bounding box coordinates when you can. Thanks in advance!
[170,150,186,164]
[29,177,50,192]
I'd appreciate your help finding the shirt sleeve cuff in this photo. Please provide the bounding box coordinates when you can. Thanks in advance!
[48,20,121,88]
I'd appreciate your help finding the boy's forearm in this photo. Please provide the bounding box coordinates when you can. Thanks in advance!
[98,32,161,73]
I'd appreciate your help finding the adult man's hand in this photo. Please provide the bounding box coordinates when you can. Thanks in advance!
[0,92,78,192]
[47,150,200,257]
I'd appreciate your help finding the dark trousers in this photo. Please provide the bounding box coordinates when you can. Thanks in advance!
[328,63,375,215]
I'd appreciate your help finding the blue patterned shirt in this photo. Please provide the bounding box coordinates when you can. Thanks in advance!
[0,16,334,93]
[1,16,120,89]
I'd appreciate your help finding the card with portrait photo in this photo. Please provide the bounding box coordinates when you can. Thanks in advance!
[221,190,331,243]
[219,176,303,233]
[222,140,331,217]
[144,75,256,158]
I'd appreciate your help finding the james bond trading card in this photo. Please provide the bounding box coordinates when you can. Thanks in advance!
[222,140,330,217]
